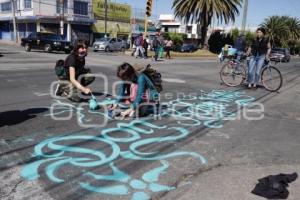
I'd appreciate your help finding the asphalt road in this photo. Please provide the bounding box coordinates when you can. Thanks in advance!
[1,45,300,200]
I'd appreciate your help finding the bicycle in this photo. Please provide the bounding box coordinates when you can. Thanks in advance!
[220,55,283,92]
[219,55,248,87]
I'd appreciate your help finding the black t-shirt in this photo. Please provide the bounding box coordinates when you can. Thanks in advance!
[64,53,85,79]
[251,37,269,56]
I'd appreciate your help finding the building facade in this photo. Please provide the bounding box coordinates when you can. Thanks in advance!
[0,0,94,43]
[158,14,201,40]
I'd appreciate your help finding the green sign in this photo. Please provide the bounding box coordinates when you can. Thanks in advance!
[93,20,131,36]
[93,0,131,22]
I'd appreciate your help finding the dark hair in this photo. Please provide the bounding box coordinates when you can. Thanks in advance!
[73,40,88,53]
[117,62,136,81]
[256,27,266,34]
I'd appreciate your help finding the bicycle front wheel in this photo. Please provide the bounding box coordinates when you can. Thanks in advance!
[220,63,246,87]
[261,66,283,92]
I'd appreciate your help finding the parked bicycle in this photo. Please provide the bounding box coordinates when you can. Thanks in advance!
[220,55,283,92]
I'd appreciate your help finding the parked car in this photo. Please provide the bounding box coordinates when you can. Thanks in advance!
[93,37,126,52]
[21,32,73,54]
[270,48,291,62]
[180,43,198,52]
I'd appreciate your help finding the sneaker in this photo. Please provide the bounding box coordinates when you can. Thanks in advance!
[55,84,63,96]
[247,84,252,89]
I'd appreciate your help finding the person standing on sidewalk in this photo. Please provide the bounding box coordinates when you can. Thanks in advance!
[143,36,149,59]
[165,38,173,59]
[246,27,271,89]
[55,41,95,102]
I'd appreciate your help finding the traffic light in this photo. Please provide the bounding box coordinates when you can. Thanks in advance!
[146,0,152,17]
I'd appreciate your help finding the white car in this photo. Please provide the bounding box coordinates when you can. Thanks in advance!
[93,37,126,52]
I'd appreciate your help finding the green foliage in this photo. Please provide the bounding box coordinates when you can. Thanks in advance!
[231,28,239,42]
[172,0,242,45]
[260,15,300,47]
[245,31,255,46]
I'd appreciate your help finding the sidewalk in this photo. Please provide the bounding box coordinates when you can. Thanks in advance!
[0,40,23,54]
[124,49,217,58]
[0,40,20,47]
[163,164,300,200]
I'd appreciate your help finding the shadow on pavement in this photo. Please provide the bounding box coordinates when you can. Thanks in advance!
[0,108,49,127]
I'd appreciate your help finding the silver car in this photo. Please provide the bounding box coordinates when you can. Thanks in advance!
[93,37,126,52]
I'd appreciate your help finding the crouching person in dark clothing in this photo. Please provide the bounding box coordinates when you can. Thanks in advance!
[55,40,95,102]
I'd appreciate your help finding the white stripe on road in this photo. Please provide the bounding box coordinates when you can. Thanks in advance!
[34,92,50,97]
[163,78,186,83]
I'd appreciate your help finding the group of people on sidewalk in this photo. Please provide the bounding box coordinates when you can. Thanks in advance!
[132,33,173,61]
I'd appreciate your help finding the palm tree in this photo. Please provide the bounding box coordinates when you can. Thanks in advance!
[172,0,242,46]
[284,17,300,40]
[260,16,300,47]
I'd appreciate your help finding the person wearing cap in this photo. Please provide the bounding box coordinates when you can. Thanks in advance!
[246,27,271,89]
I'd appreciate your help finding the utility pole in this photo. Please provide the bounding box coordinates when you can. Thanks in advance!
[11,0,18,43]
[241,0,248,33]
[104,0,108,37]
[60,0,64,35]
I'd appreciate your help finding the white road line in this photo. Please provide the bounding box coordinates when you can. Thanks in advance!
[34,92,50,97]
[163,78,186,83]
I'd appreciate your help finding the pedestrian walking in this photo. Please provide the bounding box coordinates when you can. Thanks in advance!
[158,34,165,59]
[143,37,149,59]
[152,35,161,61]
[134,33,144,58]
[165,38,173,59]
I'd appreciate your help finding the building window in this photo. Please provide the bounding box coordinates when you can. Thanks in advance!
[74,1,88,16]
[1,2,12,12]
[186,26,193,34]
[56,0,68,14]
[24,0,32,9]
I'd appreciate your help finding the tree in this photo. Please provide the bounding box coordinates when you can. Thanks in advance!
[231,28,240,43]
[260,16,289,47]
[260,16,300,47]
[245,31,255,47]
[172,0,242,47]
[285,17,300,40]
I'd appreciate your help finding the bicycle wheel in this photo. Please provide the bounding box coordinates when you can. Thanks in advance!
[261,66,283,92]
[220,62,246,87]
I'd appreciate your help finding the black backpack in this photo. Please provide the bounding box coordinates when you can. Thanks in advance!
[55,59,68,80]
[143,64,163,93]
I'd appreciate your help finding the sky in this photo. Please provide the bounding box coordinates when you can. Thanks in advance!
[116,0,300,28]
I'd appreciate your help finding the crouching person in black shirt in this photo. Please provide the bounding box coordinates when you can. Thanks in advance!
[55,41,95,102]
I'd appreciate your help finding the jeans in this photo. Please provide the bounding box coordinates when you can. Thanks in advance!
[235,50,244,70]
[248,54,266,84]
[135,46,144,58]
[154,47,159,61]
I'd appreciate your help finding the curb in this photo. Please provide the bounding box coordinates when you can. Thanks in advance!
[124,50,217,59]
